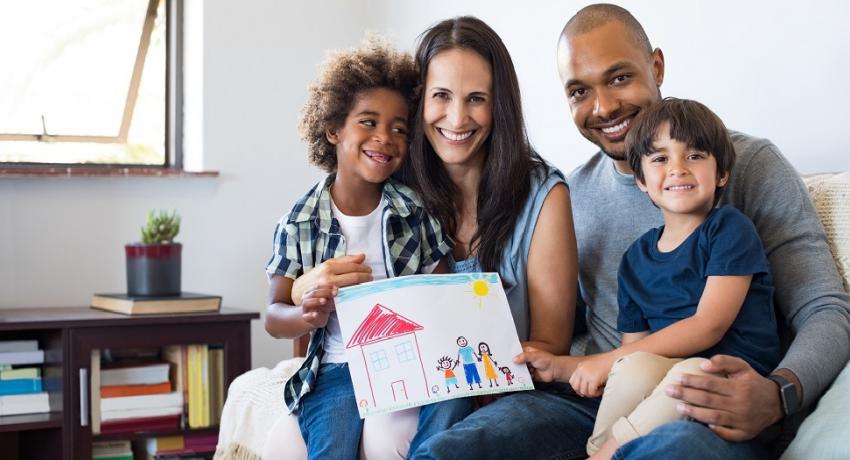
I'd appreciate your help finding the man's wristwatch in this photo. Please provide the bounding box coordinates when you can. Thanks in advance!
[768,374,800,416]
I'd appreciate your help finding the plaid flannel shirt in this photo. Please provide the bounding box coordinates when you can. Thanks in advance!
[265,175,452,412]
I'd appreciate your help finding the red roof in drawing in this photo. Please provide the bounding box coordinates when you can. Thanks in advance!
[346,304,423,348]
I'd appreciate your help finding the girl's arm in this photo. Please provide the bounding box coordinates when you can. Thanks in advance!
[265,274,335,339]
[621,331,649,345]
[523,184,578,355]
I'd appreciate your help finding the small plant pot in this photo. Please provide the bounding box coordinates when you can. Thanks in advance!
[125,243,182,296]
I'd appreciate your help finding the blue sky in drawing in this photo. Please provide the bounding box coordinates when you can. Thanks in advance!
[336,272,500,303]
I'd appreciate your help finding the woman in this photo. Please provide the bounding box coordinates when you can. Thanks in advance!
[402,16,577,457]
[267,16,578,458]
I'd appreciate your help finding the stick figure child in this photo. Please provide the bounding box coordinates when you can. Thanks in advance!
[436,356,460,393]
[456,336,482,390]
[499,366,514,385]
[477,342,499,387]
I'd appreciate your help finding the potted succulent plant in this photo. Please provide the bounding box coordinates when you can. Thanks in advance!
[125,209,182,296]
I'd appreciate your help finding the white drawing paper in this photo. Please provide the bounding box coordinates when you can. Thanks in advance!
[335,273,534,418]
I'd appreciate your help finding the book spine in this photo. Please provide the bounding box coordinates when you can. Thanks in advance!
[0,378,42,395]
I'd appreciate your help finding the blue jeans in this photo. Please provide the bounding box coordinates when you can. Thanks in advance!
[615,421,768,460]
[411,383,598,459]
[297,363,362,460]
[408,397,475,458]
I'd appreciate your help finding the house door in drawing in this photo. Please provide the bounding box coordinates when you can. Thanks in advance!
[391,380,408,402]
[347,304,430,409]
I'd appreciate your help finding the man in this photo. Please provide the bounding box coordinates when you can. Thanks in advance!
[560,3,850,458]
[413,4,850,459]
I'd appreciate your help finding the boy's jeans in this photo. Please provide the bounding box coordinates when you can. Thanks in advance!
[297,363,362,460]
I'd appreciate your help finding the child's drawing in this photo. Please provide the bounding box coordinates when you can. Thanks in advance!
[477,342,499,387]
[336,273,534,417]
[456,336,482,390]
[436,356,460,393]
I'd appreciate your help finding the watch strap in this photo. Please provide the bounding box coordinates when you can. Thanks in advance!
[768,374,800,416]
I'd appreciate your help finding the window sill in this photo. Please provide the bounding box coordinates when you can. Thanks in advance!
[0,166,219,178]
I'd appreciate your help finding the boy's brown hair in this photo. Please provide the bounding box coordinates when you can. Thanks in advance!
[298,36,417,173]
[626,97,736,205]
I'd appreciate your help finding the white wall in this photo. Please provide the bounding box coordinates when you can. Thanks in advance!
[380,0,850,175]
[2,0,848,370]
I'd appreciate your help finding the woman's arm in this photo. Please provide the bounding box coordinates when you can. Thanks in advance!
[524,184,577,355]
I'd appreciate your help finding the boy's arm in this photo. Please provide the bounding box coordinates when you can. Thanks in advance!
[265,275,335,339]
[568,275,751,397]
[612,275,751,359]
[621,331,649,345]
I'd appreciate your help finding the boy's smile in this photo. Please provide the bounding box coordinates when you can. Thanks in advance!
[637,122,727,220]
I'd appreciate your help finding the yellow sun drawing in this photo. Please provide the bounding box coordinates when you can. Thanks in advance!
[467,273,497,307]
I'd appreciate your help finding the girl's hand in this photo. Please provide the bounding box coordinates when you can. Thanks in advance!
[300,285,338,329]
[569,353,616,397]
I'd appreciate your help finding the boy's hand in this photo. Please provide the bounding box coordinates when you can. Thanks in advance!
[514,346,561,383]
[569,353,616,397]
[300,285,338,329]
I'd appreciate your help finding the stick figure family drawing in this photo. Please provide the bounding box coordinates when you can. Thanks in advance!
[435,336,515,393]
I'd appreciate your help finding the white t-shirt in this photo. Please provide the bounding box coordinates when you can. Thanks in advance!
[322,198,388,363]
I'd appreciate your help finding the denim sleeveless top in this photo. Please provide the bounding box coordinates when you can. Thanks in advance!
[448,163,567,341]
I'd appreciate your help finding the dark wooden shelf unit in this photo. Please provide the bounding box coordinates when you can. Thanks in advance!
[0,307,258,460]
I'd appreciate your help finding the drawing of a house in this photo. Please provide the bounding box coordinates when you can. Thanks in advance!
[346,304,429,409]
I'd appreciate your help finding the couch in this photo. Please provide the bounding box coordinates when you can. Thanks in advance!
[214,172,850,460]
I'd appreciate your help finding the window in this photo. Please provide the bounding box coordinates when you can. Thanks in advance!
[0,0,182,168]
[370,349,390,372]
[395,341,415,363]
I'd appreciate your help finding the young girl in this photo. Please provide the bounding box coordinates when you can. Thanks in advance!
[518,98,781,460]
[263,37,451,459]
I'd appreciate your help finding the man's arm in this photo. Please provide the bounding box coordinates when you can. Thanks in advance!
[670,137,850,440]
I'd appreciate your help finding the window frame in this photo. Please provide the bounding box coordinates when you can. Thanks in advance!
[0,0,194,176]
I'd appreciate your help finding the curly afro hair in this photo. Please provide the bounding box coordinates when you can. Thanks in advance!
[298,36,418,173]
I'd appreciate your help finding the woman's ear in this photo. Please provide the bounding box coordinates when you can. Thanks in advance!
[325,128,339,145]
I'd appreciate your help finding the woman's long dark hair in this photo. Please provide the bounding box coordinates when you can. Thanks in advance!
[402,16,542,273]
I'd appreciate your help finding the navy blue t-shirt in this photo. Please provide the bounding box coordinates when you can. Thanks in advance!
[617,205,781,376]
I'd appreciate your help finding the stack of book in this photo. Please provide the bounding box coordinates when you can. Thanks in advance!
[186,345,224,428]
[145,432,218,459]
[93,354,183,434]
[0,339,50,416]
[92,440,133,460]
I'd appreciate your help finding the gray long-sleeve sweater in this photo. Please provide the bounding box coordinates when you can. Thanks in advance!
[567,130,850,409]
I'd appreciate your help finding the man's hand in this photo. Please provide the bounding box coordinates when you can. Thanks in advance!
[291,254,372,304]
[569,352,616,397]
[514,346,573,383]
[665,354,784,441]
[300,285,338,329]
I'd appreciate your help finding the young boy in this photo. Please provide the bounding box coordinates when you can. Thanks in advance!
[263,38,451,459]
[517,98,781,459]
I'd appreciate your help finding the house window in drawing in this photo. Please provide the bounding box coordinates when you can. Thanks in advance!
[347,304,430,407]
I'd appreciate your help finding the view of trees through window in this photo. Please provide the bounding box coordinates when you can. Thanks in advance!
[0,0,167,166]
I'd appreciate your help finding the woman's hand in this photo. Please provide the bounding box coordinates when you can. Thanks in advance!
[291,254,372,304]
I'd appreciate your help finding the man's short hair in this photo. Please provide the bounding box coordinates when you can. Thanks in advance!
[626,97,736,205]
[562,3,653,57]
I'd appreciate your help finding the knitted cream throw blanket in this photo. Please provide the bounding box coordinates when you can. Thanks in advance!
[214,357,304,460]
[805,172,850,291]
